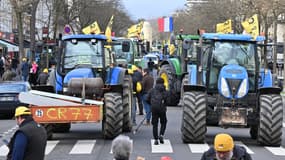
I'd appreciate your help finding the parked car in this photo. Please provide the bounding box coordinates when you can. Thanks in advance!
[0,81,31,118]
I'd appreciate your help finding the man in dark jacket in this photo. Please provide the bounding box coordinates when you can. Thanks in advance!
[7,106,47,160]
[146,77,169,145]
[141,68,154,125]
[201,133,252,160]
[133,66,143,115]
[37,68,49,85]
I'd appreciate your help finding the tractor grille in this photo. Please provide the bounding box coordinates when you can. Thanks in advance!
[226,79,242,97]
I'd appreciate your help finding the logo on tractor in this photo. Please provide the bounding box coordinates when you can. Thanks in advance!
[35,109,44,117]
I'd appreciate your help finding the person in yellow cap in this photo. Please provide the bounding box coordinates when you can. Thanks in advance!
[37,68,49,85]
[6,106,47,160]
[201,133,252,160]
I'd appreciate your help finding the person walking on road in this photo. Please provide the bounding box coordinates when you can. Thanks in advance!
[112,135,132,160]
[141,68,154,125]
[37,68,49,85]
[146,77,169,145]
[201,133,252,160]
[7,106,47,160]
[20,58,29,82]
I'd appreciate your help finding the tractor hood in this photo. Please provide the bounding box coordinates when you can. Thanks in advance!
[63,68,94,84]
[218,64,249,99]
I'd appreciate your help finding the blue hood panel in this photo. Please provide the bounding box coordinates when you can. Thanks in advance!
[63,68,94,83]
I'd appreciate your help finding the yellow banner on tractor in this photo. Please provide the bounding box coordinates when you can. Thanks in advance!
[82,21,101,34]
[241,14,259,39]
[216,19,232,34]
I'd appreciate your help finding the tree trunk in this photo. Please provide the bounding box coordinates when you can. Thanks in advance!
[30,0,40,61]
[16,12,25,62]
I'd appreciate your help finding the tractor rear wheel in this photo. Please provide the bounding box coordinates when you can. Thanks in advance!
[181,91,206,143]
[257,94,283,146]
[122,75,133,132]
[102,92,123,139]
[159,64,180,106]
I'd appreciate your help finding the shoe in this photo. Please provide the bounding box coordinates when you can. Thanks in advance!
[144,120,150,126]
[159,135,164,144]
[139,113,144,115]
[154,139,159,145]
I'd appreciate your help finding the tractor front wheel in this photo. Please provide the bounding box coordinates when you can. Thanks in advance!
[102,92,123,139]
[257,94,283,146]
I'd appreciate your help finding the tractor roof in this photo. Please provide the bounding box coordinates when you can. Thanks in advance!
[202,33,265,42]
[62,34,117,41]
[176,34,200,40]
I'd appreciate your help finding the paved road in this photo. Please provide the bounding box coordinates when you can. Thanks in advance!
[1,107,285,160]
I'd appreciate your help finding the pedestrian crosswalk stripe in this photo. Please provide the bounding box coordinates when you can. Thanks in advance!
[283,122,285,128]
[235,141,254,154]
[0,145,8,156]
[188,143,209,153]
[265,146,285,156]
[69,140,96,154]
[151,139,173,153]
[45,140,59,155]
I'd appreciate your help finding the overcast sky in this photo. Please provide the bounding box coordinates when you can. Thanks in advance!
[122,0,187,20]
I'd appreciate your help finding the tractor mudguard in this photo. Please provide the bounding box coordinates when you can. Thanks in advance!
[109,67,126,85]
[159,58,181,77]
[259,68,273,87]
[258,87,282,95]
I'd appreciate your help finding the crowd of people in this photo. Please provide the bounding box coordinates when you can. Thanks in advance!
[0,55,56,87]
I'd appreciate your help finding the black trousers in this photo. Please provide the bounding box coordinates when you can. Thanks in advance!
[151,108,167,139]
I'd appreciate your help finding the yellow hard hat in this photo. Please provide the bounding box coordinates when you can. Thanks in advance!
[214,133,234,152]
[22,58,27,61]
[43,68,48,73]
[15,106,31,117]
[127,65,138,74]
[136,82,142,93]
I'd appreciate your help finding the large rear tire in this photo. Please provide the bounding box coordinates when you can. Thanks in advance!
[42,124,53,140]
[159,64,180,106]
[122,75,133,132]
[181,91,207,143]
[102,92,123,139]
[257,94,283,146]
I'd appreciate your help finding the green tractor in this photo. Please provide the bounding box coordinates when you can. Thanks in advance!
[158,34,200,106]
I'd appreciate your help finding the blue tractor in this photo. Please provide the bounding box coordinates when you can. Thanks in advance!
[181,33,283,146]
[53,34,133,139]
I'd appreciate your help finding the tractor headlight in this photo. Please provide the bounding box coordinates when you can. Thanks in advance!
[237,79,247,98]
[221,77,230,97]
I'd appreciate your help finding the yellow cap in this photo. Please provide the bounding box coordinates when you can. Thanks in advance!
[214,133,234,152]
[43,68,48,73]
[15,106,31,117]
[22,58,27,61]
[127,65,138,74]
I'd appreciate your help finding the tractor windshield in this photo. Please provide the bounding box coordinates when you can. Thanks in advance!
[113,44,133,64]
[63,40,103,69]
[212,41,255,69]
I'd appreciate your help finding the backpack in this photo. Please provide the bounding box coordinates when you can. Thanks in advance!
[150,89,165,109]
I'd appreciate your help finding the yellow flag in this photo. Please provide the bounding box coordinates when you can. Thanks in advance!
[105,15,114,43]
[127,21,144,38]
[82,21,101,34]
[216,19,232,33]
[241,14,259,39]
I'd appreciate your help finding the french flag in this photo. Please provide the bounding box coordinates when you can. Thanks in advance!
[158,17,173,32]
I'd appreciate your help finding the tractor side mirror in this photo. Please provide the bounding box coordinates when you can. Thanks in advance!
[122,41,130,52]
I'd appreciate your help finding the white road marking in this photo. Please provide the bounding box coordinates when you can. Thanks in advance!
[265,146,285,156]
[151,139,173,153]
[188,143,210,153]
[235,141,254,154]
[0,145,9,156]
[45,140,59,155]
[69,140,96,154]
[283,122,285,127]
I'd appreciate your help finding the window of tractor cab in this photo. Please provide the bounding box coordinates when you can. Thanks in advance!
[63,40,103,69]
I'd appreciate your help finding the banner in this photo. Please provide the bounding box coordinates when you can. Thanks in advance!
[105,15,114,43]
[82,21,101,34]
[127,21,144,38]
[158,17,173,32]
[241,14,259,39]
[216,19,232,33]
